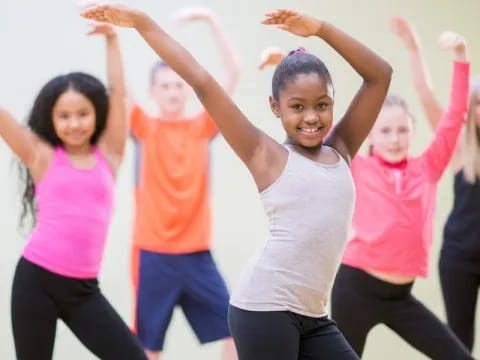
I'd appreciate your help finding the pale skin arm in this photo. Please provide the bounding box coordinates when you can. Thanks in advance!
[438,31,468,174]
[173,7,241,96]
[258,46,285,70]
[390,16,444,130]
[90,23,128,173]
[260,12,393,161]
[0,108,48,172]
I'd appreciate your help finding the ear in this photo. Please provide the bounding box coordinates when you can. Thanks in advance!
[269,96,281,118]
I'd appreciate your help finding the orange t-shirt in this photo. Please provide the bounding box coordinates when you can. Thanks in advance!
[130,104,217,254]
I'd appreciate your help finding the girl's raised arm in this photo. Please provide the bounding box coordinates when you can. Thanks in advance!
[390,16,443,130]
[81,3,283,187]
[90,23,128,172]
[173,7,241,96]
[0,108,44,167]
[262,10,392,161]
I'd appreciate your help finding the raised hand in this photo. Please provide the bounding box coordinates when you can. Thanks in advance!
[171,6,215,24]
[390,16,420,52]
[261,9,323,38]
[258,46,285,70]
[81,3,142,28]
[86,21,116,38]
[438,31,467,61]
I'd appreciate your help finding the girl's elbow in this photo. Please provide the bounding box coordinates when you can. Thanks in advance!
[382,62,394,81]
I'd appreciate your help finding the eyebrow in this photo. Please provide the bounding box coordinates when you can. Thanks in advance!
[288,94,332,101]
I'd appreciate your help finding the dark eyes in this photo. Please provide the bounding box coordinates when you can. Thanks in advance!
[58,110,90,119]
[290,103,329,111]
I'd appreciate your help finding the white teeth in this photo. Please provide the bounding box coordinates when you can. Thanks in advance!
[299,128,320,133]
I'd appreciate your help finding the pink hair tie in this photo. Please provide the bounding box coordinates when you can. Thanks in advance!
[293,48,306,55]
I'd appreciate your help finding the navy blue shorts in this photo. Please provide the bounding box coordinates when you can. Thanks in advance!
[136,250,231,351]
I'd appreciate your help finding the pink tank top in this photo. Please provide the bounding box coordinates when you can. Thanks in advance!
[23,146,114,278]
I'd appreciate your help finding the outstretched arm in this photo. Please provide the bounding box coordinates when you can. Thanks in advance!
[262,10,392,161]
[173,7,241,96]
[0,108,45,167]
[81,3,282,192]
[89,23,128,173]
[421,32,469,180]
[390,16,443,130]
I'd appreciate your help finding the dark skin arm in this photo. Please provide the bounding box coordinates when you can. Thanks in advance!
[82,5,391,190]
[260,10,392,162]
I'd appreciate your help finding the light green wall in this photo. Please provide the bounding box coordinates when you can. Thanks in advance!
[0,0,479,358]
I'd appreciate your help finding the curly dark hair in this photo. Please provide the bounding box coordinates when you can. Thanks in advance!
[19,72,109,228]
[272,48,334,101]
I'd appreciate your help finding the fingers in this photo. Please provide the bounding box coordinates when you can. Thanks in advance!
[78,0,103,12]
[262,9,297,24]
[81,5,110,22]
[85,21,114,36]
[438,31,464,49]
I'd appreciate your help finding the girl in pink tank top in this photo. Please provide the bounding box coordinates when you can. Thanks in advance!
[0,22,146,359]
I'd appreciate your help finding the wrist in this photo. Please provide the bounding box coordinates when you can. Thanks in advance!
[105,31,117,40]
[454,43,467,62]
[315,20,328,38]
[406,42,420,53]
[205,14,219,27]
[133,10,151,30]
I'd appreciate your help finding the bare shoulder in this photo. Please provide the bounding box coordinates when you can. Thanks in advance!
[96,142,121,176]
[29,141,55,184]
[248,133,288,192]
[324,134,352,166]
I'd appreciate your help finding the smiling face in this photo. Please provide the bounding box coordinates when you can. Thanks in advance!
[270,72,334,149]
[52,88,96,149]
[369,104,414,163]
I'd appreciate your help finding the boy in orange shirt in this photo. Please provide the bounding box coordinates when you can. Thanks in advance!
[130,7,240,360]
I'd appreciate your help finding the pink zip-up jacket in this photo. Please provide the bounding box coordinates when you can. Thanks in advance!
[342,61,470,277]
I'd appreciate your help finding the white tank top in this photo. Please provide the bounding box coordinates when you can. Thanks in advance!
[230,145,355,317]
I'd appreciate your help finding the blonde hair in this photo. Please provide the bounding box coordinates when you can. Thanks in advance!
[382,94,415,122]
[461,77,480,183]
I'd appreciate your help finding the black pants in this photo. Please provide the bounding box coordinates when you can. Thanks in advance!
[440,252,480,352]
[331,264,472,359]
[228,305,359,360]
[11,257,147,360]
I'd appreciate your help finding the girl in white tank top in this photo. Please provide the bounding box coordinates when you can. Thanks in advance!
[82,4,392,359]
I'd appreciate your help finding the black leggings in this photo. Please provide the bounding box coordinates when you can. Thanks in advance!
[11,257,147,360]
[331,264,472,359]
[439,252,480,352]
[228,305,359,360]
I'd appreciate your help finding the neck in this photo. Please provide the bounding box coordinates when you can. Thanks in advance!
[62,142,93,155]
[158,107,184,120]
[372,149,408,169]
[284,139,323,154]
